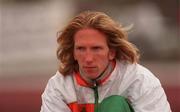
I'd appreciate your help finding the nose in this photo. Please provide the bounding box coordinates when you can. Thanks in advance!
[84,50,93,63]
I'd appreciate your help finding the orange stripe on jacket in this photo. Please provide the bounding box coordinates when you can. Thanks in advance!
[68,102,94,112]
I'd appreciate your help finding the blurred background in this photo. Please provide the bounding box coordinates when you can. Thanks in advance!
[0,0,179,112]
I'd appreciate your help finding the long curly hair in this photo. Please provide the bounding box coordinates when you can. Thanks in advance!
[57,11,140,75]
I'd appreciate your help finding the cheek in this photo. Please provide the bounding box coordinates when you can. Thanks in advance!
[74,52,83,62]
[96,54,109,64]
[74,50,81,60]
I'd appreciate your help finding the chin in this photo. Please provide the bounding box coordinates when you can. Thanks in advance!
[89,75,100,79]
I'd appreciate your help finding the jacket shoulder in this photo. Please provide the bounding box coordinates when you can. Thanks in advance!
[44,71,76,103]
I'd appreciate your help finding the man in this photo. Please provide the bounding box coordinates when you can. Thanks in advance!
[40,11,171,112]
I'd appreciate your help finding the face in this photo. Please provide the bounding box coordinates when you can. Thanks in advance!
[74,28,115,79]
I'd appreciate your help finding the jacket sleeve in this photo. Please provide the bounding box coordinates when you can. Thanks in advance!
[129,66,172,112]
[40,76,72,112]
[132,84,171,112]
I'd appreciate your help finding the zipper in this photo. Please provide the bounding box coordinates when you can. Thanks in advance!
[92,81,99,112]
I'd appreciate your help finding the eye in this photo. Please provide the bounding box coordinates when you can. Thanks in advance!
[75,46,85,51]
[92,46,103,51]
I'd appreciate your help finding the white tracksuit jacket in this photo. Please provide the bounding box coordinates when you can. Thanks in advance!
[40,60,171,112]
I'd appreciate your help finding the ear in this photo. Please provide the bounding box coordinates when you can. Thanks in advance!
[108,49,116,60]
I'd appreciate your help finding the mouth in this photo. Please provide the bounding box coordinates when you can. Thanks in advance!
[81,66,99,79]
[83,66,96,69]
[83,66,97,71]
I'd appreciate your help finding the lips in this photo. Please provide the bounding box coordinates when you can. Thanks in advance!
[83,66,97,71]
[83,66,96,69]
[84,66,96,68]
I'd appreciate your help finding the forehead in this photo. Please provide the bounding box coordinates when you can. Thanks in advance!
[74,28,108,45]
